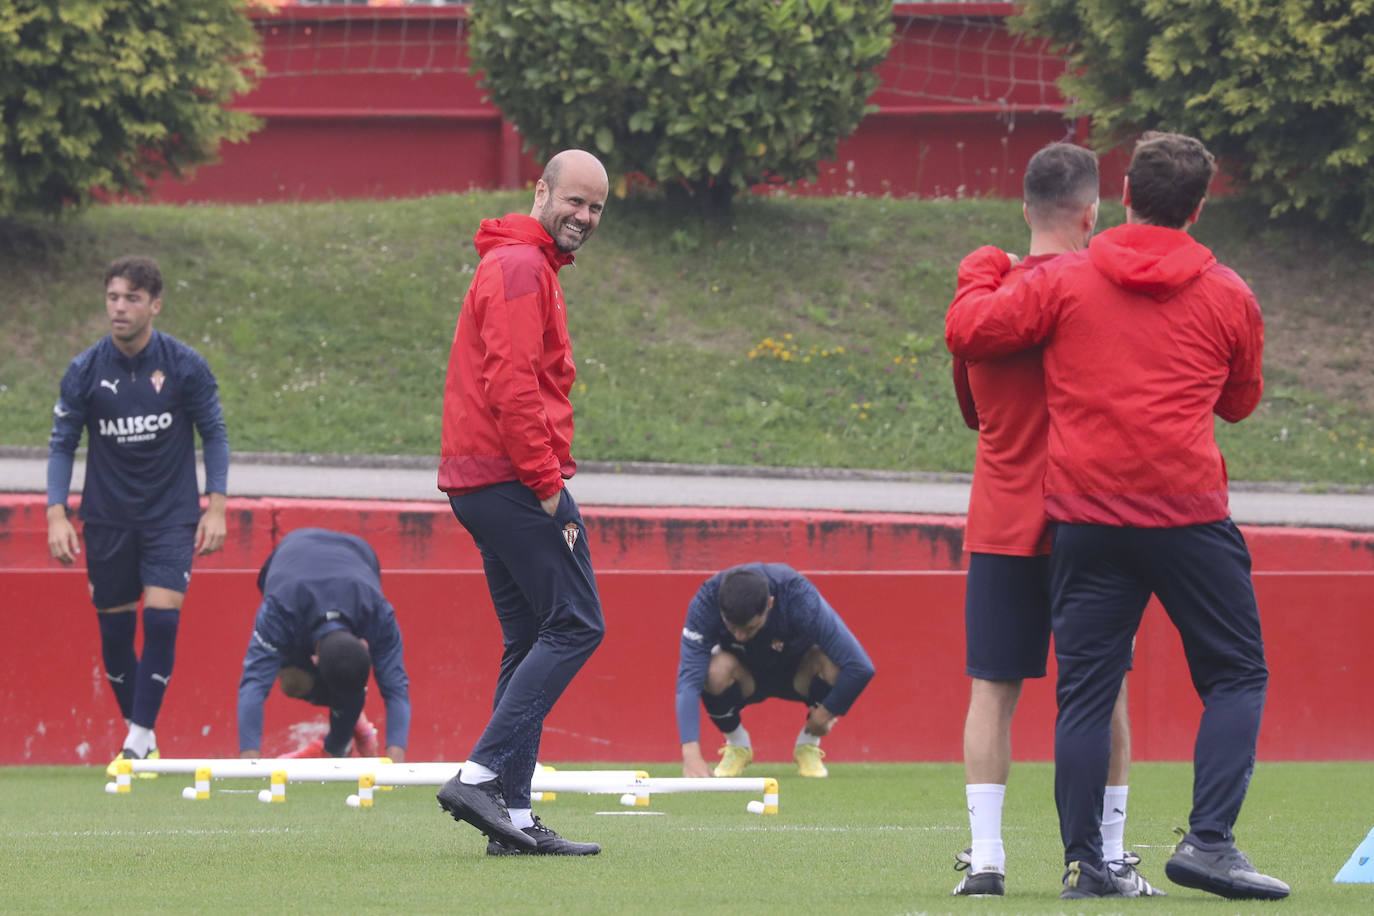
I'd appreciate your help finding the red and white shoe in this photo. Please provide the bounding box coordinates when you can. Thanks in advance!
[281,738,327,759]
[352,714,380,757]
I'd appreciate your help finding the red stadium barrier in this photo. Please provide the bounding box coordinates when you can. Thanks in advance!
[2,493,1372,765]
[143,3,1107,204]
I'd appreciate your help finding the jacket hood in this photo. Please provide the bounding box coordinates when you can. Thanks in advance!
[1088,223,1216,300]
[473,213,574,267]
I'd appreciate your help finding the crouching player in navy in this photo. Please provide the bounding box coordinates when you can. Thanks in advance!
[46,255,229,775]
[676,564,875,779]
[237,528,410,762]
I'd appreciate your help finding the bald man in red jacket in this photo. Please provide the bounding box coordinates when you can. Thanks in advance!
[435,150,608,857]
[947,132,1287,902]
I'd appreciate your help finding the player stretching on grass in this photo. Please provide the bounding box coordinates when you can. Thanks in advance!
[947,132,1288,901]
[676,564,875,779]
[237,528,410,762]
[948,143,1161,898]
[47,255,228,774]
[435,150,608,856]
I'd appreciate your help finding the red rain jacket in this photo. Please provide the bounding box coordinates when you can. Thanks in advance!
[439,214,577,500]
[945,223,1264,528]
[952,253,1058,556]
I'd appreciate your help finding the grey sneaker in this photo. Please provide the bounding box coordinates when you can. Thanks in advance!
[436,772,537,850]
[1165,838,1290,900]
[1107,851,1167,897]
[1061,860,1122,899]
[951,848,1004,896]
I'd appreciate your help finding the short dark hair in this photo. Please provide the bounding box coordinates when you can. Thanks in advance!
[717,567,770,627]
[316,629,371,696]
[1023,142,1099,224]
[1126,131,1216,229]
[104,256,163,299]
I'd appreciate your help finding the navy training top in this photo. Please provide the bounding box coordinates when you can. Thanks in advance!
[674,562,876,744]
[237,528,412,752]
[47,331,229,526]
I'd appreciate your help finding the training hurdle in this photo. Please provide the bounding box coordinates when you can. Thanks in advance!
[107,758,779,813]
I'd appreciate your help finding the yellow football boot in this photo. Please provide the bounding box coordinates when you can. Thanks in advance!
[106,747,160,779]
[714,745,753,777]
[794,744,828,778]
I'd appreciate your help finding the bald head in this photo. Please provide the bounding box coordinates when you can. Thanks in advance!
[532,149,609,253]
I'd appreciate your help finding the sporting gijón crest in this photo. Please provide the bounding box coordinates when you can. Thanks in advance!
[562,522,580,552]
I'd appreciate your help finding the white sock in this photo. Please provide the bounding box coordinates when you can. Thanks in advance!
[966,783,1007,872]
[124,724,155,757]
[795,727,820,747]
[508,807,534,829]
[1101,785,1129,863]
[459,761,498,785]
[723,725,751,748]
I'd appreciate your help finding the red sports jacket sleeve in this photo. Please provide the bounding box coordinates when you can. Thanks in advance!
[1214,285,1265,423]
[951,356,979,430]
[945,246,1061,361]
[474,263,564,497]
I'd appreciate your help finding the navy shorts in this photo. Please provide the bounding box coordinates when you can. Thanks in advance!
[727,646,814,706]
[964,552,1053,680]
[83,523,196,609]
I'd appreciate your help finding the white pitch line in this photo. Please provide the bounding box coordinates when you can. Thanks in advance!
[9,826,298,839]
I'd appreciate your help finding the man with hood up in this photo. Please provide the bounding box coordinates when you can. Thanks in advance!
[434,149,608,857]
[945,132,1287,902]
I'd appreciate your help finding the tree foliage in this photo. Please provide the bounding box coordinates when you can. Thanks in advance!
[467,0,892,213]
[0,1,261,216]
[1014,0,1374,241]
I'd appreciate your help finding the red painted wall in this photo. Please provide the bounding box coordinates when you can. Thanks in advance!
[3,494,1372,765]
[144,3,1100,204]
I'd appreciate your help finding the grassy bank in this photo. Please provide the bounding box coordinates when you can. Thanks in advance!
[2,193,1370,484]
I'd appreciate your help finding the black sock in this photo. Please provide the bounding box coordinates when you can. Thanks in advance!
[702,683,745,735]
[98,612,138,720]
[806,675,832,707]
[132,607,179,728]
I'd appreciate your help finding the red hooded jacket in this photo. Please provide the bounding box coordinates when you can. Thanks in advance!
[439,214,577,500]
[945,223,1264,528]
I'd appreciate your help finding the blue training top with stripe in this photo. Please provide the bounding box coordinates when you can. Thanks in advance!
[237,527,412,752]
[47,330,228,526]
[674,562,876,745]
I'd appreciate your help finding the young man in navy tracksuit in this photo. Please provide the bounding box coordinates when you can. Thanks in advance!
[47,255,229,773]
[237,528,411,761]
[676,563,875,780]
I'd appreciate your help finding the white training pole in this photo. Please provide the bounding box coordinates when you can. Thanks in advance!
[130,757,390,779]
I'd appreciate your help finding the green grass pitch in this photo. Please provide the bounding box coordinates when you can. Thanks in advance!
[2,762,1370,914]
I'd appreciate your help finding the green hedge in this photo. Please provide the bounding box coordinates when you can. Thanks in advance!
[1015,0,1374,242]
[467,0,892,210]
[0,0,260,216]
